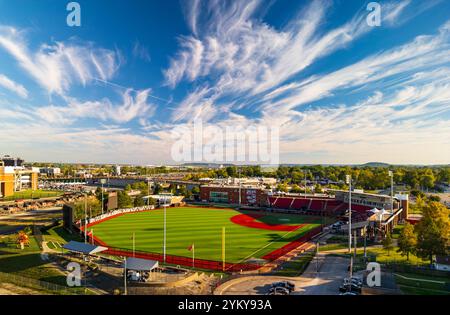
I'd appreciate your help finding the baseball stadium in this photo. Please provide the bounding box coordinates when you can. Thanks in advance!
[82,206,324,271]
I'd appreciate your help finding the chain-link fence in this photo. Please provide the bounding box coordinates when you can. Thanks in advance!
[0,271,91,295]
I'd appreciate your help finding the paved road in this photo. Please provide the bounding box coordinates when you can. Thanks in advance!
[216,253,350,295]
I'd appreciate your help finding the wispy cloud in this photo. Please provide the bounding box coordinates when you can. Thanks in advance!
[36,89,155,124]
[0,73,28,98]
[132,41,151,62]
[0,25,121,95]
[165,0,418,122]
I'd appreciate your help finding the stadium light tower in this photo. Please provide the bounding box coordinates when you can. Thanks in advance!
[388,170,394,212]
[238,167,241,206]
[346,175,352,254]
[304,169,307,196]
[100,178,106,215]
[147,177,150,206]
[163,196,167,263]
[84,193,87,244]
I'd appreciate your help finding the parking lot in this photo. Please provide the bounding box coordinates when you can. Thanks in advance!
[216,253,351,295]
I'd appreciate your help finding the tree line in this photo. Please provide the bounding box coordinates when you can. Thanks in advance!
[397,199,449,265]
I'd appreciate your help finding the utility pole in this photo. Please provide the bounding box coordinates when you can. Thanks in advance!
[346,175,352,254]
[354,230,357,259]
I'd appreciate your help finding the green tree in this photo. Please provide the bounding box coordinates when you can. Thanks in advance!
[382,233,394,256]
[420,173,435,191]
[153,183,162,195]
[117,191,133,209]
[276,183,288,193]
[415,201,450,265]
[191,186,200,195]
[290,184,302,193]
[134,194,145,207]
[397,223,417,261]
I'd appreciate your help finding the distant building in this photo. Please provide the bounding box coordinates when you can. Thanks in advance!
[200,184,268,206]
[0,155,24,167]
[331,189,396,210]
[142,194,184,206]
[113,165,121,176]
[0,165,38,198]
[39,167,61,176]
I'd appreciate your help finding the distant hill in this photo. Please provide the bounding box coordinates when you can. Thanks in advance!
[360,162,391,167]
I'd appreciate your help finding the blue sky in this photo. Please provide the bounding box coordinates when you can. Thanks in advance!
[0,0,449,165]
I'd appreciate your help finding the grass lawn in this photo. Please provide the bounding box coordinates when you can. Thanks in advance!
[1,189,63,201]
[0,235,68,285]
[274,251,315,277]
[92,207,322,263]
[42,224,82,244]
[395,273,450,295]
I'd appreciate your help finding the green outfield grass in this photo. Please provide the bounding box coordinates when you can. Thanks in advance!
[91,207,322,263]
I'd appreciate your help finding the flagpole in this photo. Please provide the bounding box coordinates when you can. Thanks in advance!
[222,227,226,272]
[192,243,195,268]
[133,232,135,257]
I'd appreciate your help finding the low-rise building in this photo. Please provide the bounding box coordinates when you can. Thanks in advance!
[0,165,38,198]
[200,184,268,206]
[39,167,61,176]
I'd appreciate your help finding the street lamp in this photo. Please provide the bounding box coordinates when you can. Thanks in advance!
[346,174,353,292]
[388,170,394,212]
[100,178,106,215]
[147,178,151,207]
[304,170,307,196]
[346,174,352,254]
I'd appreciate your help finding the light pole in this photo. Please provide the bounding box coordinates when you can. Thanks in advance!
[388,170,394,212]
[238,167,241,206]
[346,175,352,254]
[84,194,87,244]
[124,257,127,295]
[147,178,150,206]
[100,178,106,215]
[304,170,307,196]
[163,198,167,264]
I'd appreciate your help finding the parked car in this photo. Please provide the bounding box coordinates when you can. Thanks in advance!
[343,277,363,287]
[339,283,362,294]
[267,287,290,295]
[271,281,296,292]
[339,292,359,296]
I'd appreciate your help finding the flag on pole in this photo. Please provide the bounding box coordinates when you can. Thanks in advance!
[187,243,195,268]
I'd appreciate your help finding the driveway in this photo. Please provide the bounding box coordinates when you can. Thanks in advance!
[216,252,350,295]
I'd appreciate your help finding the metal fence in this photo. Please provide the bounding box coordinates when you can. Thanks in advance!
[0,271,90,295]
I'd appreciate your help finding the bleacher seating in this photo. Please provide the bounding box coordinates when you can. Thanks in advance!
[291,198,310,209]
